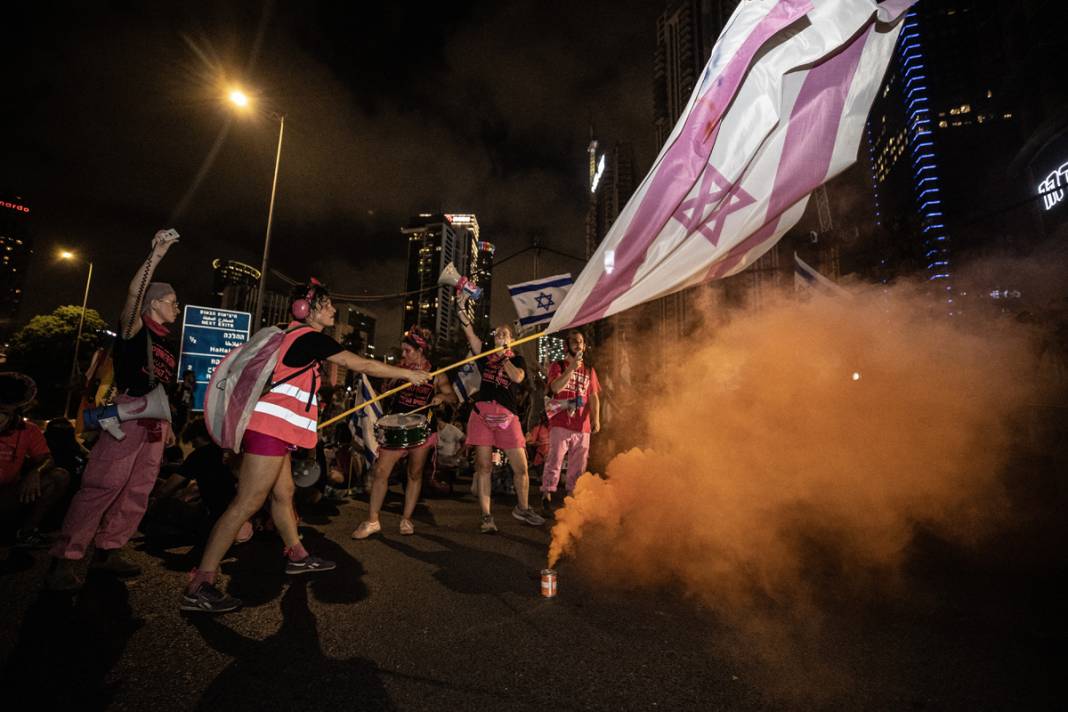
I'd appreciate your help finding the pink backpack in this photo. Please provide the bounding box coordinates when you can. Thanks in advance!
[203,325,315,452]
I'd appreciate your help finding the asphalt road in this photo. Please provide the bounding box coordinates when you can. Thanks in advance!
[1,475,1063,711]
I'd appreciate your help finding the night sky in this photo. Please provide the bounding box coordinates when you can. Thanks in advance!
[1,0,661,347]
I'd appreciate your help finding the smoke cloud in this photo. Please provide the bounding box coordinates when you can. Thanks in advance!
[548,274,1052,693]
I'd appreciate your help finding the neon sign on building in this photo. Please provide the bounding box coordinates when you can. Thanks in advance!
[0,200,30,213]
[1038,162,1067,211]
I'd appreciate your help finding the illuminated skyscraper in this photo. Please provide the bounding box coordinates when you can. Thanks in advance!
[653,0,736,148]
[585,138,636,260]
[0,195,33,332]
[862,2,1045,308]
[401,213,486,350]
[212,259,260,314]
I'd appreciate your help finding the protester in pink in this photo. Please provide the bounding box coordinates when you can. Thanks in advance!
[456,293,545,532]
[541,330,600,514]
[47,229,181,590]
[182,280,430,614]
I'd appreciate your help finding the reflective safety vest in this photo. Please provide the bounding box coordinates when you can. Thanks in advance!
[246,323,320,448]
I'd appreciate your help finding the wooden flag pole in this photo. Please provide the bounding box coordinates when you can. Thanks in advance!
[318,330,545,430]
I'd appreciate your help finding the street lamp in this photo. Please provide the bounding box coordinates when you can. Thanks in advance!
[59,250,93,419]
[227,85,285,331]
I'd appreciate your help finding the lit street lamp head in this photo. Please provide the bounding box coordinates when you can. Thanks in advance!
[228,88,250,109]
[59,250,75,260]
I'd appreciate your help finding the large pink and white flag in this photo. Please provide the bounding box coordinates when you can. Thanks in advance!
[547,0,914,333]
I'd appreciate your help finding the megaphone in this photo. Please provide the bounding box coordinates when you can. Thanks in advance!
[83,384,172,440]
[438,262,482,301]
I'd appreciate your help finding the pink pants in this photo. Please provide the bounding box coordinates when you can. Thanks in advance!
[541,427,591,495]
[51,410,170,560]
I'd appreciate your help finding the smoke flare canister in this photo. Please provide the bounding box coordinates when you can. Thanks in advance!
[540,569,558,598]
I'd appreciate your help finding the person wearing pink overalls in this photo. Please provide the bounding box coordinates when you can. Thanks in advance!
[47,229,181,591]
[182,280,430,614]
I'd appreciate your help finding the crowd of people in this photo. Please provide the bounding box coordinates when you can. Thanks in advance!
[0,228,604,616]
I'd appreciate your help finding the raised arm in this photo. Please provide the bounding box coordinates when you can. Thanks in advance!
[456,293,482,354]
[549,354,581,394]
[120,229,179,339]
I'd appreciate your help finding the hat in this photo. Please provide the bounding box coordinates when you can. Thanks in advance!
[0,372,37,408]
[142,282,176,313]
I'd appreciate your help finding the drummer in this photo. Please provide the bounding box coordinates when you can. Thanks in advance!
[352,325,457,539]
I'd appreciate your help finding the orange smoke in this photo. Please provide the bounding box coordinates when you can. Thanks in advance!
[548,280,1039,609]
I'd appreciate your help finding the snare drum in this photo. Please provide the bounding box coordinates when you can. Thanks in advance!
[374,413,431,450]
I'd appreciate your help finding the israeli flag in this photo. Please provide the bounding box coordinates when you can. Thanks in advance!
[794,252,851,298]
[349,374,383,464]
[507,273,573,328]
[450,351,482,403]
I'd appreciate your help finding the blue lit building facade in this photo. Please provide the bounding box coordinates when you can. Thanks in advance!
[862,2,1059,309]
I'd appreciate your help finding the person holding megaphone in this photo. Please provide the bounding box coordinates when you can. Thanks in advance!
[47,229,181,590]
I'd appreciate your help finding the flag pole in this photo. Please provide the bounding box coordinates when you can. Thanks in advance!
[318,330,545,430]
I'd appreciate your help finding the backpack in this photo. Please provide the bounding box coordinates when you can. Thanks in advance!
[203,325,316,452]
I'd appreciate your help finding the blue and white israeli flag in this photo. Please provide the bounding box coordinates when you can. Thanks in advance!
[349,374,383,464]
[450,353,482,403]
[507,273,573,328]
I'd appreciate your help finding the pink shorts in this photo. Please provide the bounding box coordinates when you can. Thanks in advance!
[242,430,296,457]
[465,402,525,451]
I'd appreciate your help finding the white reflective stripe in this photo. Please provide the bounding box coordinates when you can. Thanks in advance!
[252,401,317,432]
[269,383,318,405]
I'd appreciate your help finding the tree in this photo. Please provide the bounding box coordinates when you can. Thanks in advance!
[5,305,108,417]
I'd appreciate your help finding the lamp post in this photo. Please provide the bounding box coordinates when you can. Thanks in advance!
[60,250,93,419]
[228,88,285,331]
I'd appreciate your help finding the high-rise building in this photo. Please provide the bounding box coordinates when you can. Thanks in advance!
[261,289,292,329]
[585,138,637,260]
[401,213,487,350]
[583,135,639,384]
[653,0,737,148]
[322,303,377,386]
[861,2,1064,310]
[212,259,260,314]
[0,195,33,333]
[651,1,789,339]
[469,238,495,336]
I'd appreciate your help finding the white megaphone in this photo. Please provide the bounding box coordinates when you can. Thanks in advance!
[83,384,172,440]
[438,262,482,301]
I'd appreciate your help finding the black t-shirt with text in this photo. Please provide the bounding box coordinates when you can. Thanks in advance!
[113,324,178,397]
[473,347,526,416]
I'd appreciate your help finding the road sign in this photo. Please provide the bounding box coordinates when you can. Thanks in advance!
[178,305,252,411]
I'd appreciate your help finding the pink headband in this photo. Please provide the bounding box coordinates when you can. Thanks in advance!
[404,331,429,352]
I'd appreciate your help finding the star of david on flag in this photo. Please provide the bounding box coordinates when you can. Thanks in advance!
[507,274,573,329]
[547,0,915,333]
